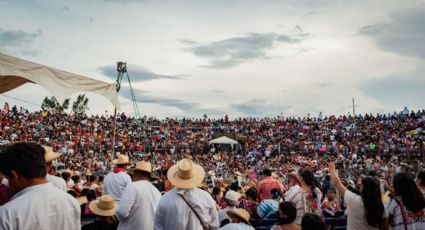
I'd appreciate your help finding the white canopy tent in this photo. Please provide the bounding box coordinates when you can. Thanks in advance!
[0,52,120,110]
[209,136,239,149]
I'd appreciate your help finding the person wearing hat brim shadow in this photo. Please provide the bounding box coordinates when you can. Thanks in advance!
[116,161,162,230]
[103,155,132,202]
[154,158,220,230]
[81,195,119,230]
[44,146,67,191]
[284,172,303,225]
[220,208,255,230]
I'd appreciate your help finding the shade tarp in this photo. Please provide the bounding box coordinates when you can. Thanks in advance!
[209,136,239,146]
[0,52,120,110]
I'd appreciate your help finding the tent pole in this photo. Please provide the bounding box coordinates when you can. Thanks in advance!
[111,107,117,166]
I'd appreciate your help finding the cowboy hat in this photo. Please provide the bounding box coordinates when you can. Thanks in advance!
[208,170,216,176]
[89,195,117,217]
[167,158,205,189]
[77,196,88,205]
[127,161,159,179]
[234,171,241,176]
[43,146,62,163]
[113,155,130,165]
[227,208,251,224]
[286,172,301,183]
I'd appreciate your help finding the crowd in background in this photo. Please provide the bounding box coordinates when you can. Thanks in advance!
[1,102,425,230]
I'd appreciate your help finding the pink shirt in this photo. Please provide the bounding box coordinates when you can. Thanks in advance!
[257,176,285,200]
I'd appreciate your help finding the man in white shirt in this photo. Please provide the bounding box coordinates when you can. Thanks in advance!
[43,146,67,191]
[220,209,254,230]
[218,190,241,224]
[284,172,303,224]
[154,158,219,230]
[117,161,162,230]
[104,154,132,202]
[0,143,81,230]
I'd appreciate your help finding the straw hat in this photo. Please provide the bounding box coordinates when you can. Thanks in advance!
[128,161,152,174]
[227,208,251,223]
[43,146,62,163]
[62,168,74,176]
[208,171,216,176]
[77,196,88,205]
[167,158,205,189]
[225,190,241,202]
[286,172,301,183]
[74,171,81,177]
[113,155,130,165]
[89,195,117,217]
[234,171,241,176]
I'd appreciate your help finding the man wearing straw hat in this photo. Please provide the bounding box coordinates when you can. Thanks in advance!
[117,161,161,230]
[104,154,131,202]
[0,142,81,230]
[44,146,67,191]
[81,195,118,230]
[154,158,219,230]
[220,208,254,230]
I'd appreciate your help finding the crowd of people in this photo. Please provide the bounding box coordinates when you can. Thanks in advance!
[1,102,425,230]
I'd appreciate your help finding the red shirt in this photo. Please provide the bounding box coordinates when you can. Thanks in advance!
[257,176,285,200]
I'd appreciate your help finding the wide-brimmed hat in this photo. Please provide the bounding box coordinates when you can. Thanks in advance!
[286,172,301,183]
[208,171,216,176]
[127,161,158,179]
[234,171,241,176]
[77,196,88,205]
[43,146,62,163]
[113,155,130,165]
[167,158,205,189]
[227,208,251,224]
[89,195,117,217]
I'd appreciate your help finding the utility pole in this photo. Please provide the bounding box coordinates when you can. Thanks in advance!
[352,98,356,117]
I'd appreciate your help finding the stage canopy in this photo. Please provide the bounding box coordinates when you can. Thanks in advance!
[209,136,239,146]
[0,52,120,110]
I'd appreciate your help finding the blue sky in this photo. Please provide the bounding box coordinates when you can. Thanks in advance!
[1,0,424,118]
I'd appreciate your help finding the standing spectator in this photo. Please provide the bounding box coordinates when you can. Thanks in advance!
[218,190,241,225]
[220,208,255,230]
[154,158,219,230]
[257,169,285,201]
[272,202,300,230]
[103,155,131,202]
[82,195,119,230]
[117,161,161,230]
[285,172,303,224]
[329,161,389,230]
[388,173,425,230]
[207,171,217,191]
[0,143,81,230]
[299,170,322,216]
[44,146,67,191]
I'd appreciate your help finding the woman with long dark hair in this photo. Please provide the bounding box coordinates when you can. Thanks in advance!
[299,170,322,216]
[388,173,425,229]
[415,171,425,196]
[329,162,389,230]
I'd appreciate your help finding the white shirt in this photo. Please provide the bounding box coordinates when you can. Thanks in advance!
[387,197,425,230]
[284,184,303,224]
[218,206,237,224]
[117,180,162,230]
[0,183,81,230]
[345,190,389,230]
[220,222,255,230]
[104,171,132,202]
[154,188,219,230]
[46,174,67,191]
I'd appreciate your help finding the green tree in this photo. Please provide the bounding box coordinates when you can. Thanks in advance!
[41,96,69,113]
[72,94,89,116]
